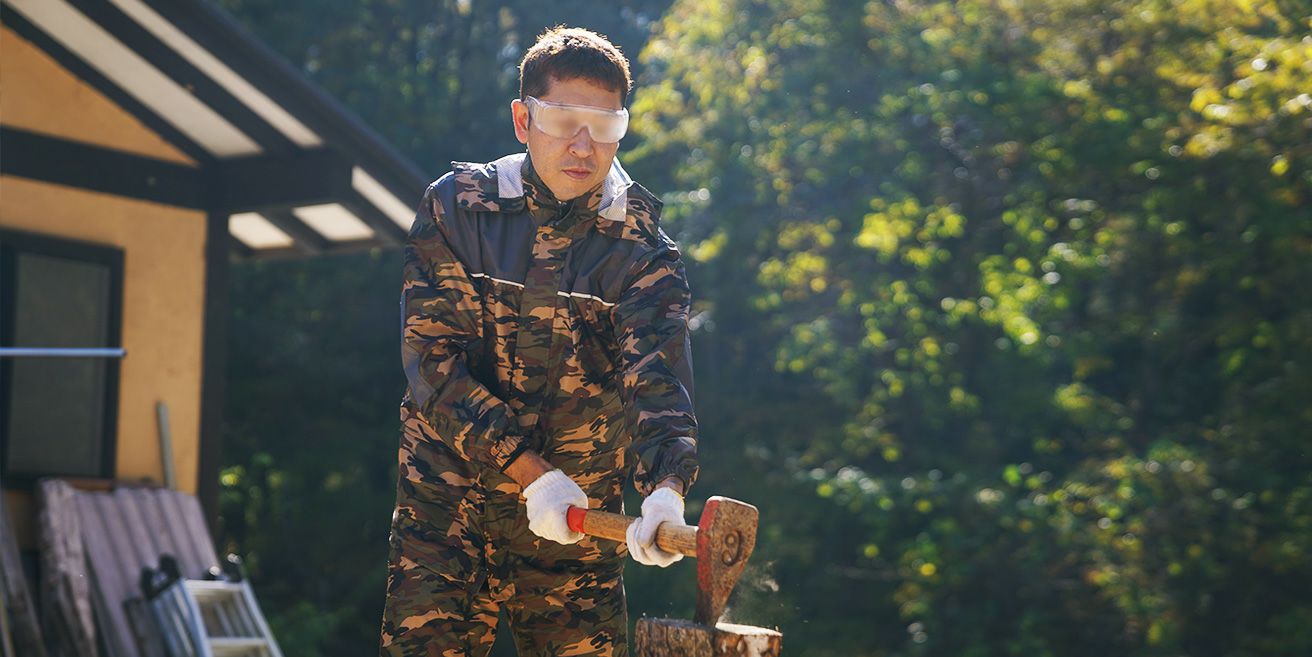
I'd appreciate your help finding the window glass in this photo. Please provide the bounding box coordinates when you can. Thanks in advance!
[5,254,111,477]
[1,233,120,483]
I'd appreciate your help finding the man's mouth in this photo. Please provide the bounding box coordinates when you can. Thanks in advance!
[563,167,592,180]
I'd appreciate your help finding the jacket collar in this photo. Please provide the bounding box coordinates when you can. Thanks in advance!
[451,152,633,223]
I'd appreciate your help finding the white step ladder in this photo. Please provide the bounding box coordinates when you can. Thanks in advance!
[142,555,283,657]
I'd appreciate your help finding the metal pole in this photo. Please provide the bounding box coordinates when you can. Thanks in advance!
[0,348,126,358]
[157,401,177,490]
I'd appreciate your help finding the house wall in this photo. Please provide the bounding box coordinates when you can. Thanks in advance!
[1,25,209,546]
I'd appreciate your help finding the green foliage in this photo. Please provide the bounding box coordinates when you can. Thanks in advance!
[631,0,1312,654]
[221,251,400,654]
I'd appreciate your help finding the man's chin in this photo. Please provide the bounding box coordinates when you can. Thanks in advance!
[552,177,604,201]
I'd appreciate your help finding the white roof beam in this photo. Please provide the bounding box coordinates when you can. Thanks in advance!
[7,0,261,157]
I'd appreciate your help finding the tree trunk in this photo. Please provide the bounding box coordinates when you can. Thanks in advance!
[635,618,782,657]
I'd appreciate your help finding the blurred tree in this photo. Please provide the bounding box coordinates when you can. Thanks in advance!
[221,251,400,655]
[217,0,670,171]
[631,0,1311,654]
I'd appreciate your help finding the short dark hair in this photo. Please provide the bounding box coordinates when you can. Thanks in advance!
[519,26,632,106]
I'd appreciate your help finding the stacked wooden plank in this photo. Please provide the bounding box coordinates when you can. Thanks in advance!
[37,480,220,657]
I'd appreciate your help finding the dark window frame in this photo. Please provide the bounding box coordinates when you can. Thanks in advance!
[0,228,124,489]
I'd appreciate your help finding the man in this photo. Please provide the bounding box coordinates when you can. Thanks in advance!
[380,27,700,656]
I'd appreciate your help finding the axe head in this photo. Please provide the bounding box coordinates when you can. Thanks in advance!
[693,496,759,625]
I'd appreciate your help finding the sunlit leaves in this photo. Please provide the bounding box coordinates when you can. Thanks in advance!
[637,0,1311,653]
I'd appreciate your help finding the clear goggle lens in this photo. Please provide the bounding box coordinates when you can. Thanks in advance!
[525,96,629,144]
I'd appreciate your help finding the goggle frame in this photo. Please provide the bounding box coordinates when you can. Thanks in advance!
[524,96,630,144]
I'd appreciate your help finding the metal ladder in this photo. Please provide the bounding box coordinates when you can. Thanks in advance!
[141,555,283,657]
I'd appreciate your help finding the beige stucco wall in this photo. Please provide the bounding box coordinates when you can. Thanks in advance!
[1,177,208,493]
[2,24,209,546]
[0,24,195,165]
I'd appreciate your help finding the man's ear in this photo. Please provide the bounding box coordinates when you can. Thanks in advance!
[511,99,530,144]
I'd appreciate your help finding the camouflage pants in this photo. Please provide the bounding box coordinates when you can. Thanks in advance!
[380,422,630,657]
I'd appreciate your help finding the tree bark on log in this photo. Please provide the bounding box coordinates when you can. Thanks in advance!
[635,618,782,657]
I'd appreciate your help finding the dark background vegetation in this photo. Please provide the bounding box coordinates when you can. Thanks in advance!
[215,0,1312,655]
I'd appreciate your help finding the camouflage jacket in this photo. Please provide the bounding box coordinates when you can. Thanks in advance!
[400,153,699,498]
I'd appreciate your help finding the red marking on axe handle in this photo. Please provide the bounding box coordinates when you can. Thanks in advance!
[567,505,587,534]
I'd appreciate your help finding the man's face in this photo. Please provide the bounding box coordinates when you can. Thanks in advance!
[512,76,623,201]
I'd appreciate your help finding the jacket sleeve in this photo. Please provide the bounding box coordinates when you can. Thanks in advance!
[401,181,526,470]
[613,242,701,497]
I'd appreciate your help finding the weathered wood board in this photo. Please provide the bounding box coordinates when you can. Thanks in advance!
[37,479,97,657]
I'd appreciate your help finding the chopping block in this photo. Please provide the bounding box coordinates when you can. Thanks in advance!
[634,619,782,657]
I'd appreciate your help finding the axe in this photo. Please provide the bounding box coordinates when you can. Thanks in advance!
[567,496,758,625]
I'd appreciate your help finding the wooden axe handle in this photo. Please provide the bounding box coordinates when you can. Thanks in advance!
[566,506,698,558]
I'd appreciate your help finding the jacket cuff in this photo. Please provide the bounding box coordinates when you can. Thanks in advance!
[635,440,700,497]
[489,432,527,471]
[496,437,534,472]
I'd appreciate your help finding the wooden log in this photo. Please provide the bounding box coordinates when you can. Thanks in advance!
[635,618,782,657]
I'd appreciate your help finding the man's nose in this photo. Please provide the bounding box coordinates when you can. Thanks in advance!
[568,127,595,156]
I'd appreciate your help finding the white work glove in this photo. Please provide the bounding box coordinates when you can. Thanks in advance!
[522,469,588,545]
[626,488,687,567]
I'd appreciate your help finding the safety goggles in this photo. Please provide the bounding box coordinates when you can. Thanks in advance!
[524,96,630,144]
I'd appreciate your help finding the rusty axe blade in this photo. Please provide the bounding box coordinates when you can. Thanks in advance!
[693,496,759,625]
[566,495,760,626]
